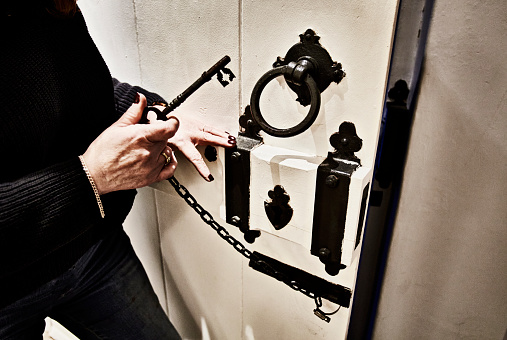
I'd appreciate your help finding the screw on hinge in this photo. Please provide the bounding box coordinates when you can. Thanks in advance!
[231,216,241,225]
[319,247,331,260]
[231,151,242,162]
[325,175,339,188]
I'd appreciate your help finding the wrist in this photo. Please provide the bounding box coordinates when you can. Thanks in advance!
[78,155,105,218]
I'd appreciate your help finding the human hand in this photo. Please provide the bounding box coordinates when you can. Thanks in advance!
[82,94,179,195]
[162,110,236,181]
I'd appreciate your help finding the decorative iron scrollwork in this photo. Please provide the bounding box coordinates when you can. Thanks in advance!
[264,185,293,230]
[329,121,363,164]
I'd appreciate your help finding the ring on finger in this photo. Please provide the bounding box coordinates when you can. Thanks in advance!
[161,152,171,166]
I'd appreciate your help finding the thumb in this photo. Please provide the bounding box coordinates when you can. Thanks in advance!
[144,116,180,143]
[115,93,147,127]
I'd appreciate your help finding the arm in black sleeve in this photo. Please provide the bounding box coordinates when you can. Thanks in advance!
[0,158,103,272]
[112,78,168,118]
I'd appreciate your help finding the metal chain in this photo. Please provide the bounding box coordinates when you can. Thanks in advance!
[313,296,341,323]
[167,177,252,259]
[168,177,341,322]
[167,176,339,320]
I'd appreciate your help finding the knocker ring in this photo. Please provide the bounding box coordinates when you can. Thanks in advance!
[249,61,321,138]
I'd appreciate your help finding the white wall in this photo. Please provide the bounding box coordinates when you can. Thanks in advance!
[373,0,507,339]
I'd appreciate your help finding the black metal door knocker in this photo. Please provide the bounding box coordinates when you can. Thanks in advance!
[249,29,345,137]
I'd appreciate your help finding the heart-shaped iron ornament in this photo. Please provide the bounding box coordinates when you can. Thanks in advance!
[264,185,293,230]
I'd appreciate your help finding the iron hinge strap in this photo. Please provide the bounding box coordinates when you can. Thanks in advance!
[248,251,352,308]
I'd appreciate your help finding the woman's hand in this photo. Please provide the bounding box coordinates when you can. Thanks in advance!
[82,94,179,195]
[165,112,236,181]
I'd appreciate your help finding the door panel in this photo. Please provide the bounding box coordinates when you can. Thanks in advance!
[242,1,398,166]
[80,0,399,338]
[239,2,397,338]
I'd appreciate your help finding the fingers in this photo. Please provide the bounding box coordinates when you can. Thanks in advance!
[176,143,214,182]
[201,125,229,139]
[158,146,177,180]
[145,116,180,143]
[159,147,172,166]
[166,114,235,148]
[115,93,179,143]
[116,93,147,126]
[201,125,236,147]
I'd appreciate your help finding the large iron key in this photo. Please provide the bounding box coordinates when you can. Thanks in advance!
[140,55,235,123]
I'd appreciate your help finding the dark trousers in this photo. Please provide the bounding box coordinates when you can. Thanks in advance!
[0,229,181,339]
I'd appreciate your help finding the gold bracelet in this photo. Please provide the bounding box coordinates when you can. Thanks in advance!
[78,155,105,219]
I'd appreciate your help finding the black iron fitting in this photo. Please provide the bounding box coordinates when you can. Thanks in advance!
[249,251,352,308]
[311,122,363,276]
[225,134,263,243]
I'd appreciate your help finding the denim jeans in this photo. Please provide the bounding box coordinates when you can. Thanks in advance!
[0,229,181,339]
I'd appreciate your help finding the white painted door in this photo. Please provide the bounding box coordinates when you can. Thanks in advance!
[80,1,399,339]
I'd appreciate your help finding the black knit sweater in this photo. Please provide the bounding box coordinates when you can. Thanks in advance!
[0,6,166,308]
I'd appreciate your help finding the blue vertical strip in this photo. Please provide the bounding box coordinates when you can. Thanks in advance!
[347,0,435,339]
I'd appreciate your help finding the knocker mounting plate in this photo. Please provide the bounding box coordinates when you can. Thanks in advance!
[249,29,345,138]
[274,29,345,106]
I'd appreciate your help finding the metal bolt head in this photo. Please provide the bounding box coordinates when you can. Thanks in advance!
[319,248,331,259]
[325,175,339,188]
[231,216,241,225]
[231,151,241,162]
[333,67,345,83]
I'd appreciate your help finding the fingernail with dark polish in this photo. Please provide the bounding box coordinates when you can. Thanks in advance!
[208,174,214,182]
[134,93,140,104]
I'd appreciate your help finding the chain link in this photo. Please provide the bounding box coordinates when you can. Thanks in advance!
[168,177,252,259]
[166,176,338,317]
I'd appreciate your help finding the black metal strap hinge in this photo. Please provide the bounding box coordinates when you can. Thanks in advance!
[249,251,352,308]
